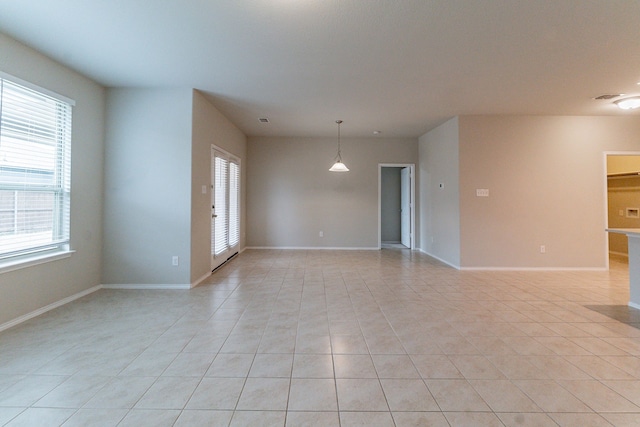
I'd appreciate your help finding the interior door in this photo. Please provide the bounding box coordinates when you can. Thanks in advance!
[400,167,411,248]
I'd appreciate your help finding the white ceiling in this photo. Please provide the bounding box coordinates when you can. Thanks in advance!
[1,0,639,138]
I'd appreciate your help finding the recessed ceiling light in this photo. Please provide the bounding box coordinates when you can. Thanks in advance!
[614,96,640,110]
[258,117,269,123]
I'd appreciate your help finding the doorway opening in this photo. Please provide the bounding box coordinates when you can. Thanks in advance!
[378,164,415,250]
[605,152,640,269]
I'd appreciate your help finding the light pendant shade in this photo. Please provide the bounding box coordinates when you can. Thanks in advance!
[615,96,640,110]
[330,161,349,172]
[330,119,349,172]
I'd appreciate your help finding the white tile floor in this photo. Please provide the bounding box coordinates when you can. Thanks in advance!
[1,249,640,426]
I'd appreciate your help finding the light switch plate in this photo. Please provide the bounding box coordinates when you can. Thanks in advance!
[476,189,489,197]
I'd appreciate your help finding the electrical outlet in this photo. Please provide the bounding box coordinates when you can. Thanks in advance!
[476,189,489,197]
[540,245,546,254]
[172,256,179,266]
[319,231,324,238]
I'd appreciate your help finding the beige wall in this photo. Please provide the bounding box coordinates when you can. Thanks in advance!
[191,91,247,283]
[418,117,460,267]
[0,34,105,325]
[246,137,418,248]
[608,155,640,175]
[458,115,640,269]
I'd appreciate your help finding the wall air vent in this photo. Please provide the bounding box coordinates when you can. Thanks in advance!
[258,118,270,123]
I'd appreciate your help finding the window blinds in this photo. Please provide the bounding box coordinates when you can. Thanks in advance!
[213,155,228,256]
[212,150,240,257]
[229,160,239,248]
[0,77,72,259]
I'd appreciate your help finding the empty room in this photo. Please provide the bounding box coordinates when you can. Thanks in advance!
[1,1,640,426]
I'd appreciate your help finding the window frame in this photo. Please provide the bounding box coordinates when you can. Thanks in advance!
[0,72,74,272]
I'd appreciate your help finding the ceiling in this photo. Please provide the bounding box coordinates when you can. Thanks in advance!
[1,0,639,138]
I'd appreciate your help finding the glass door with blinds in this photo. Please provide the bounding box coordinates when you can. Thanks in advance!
[211,147,240,271]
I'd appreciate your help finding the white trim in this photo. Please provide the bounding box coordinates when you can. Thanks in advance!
[191,272,212,288]
[0,285,101,333]
[460,266,608,271]
[603,151,640,271]
[418,248,461,269]
[246,246,379,251]
[0,250,75,274]
[0,70,76,106]
[101,284,191,290]
[629,301,640,310]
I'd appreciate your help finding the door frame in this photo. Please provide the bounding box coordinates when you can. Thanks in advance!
[211,144,241,271]
[378,163,416,250]
[603,151,640,270]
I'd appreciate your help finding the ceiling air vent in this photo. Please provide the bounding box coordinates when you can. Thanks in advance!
[258,118,270,123]
[594,94,622,100]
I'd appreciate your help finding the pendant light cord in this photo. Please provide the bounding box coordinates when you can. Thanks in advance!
[336,119,343,162]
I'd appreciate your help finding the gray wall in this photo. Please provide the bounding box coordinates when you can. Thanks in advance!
[103,88,193,286]
[381,167,401,242]
[247,137,418,248]
[418,117,461,267]
[191,91,247,283]
[0,34,105,325]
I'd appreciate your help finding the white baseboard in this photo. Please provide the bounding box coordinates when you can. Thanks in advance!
[246,246,379,251]
[460,266,608,271]
[191,273,212,288]
[101,284,191,290]
[416,249,607,271]
[0,285,102,333]
[629,301,640,310]
[417,249,461,269]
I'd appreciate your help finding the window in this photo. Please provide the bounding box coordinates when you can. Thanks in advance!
[0,74,73,261]
[212,149,240,258]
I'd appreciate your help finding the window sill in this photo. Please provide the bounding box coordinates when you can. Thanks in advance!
[0,250,75,274]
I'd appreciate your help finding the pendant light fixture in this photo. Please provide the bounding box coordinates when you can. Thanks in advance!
[329,120,349,172]
[615,96,640,110]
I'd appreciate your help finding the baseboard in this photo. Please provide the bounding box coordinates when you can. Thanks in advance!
[629,301,640,311]
[246,246,379,251]
[459,266,608,271]
[101,283,191,290]
[191,273,212,288]
[417,249,461,269]
[0,285,102,333]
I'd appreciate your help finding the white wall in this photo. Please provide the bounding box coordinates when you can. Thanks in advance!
[0,34,105,325]
[418,117,460,267]
[191,91,247,283]
[247,137,418,248]
[459,115,640,269]
[103,88,193,286]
